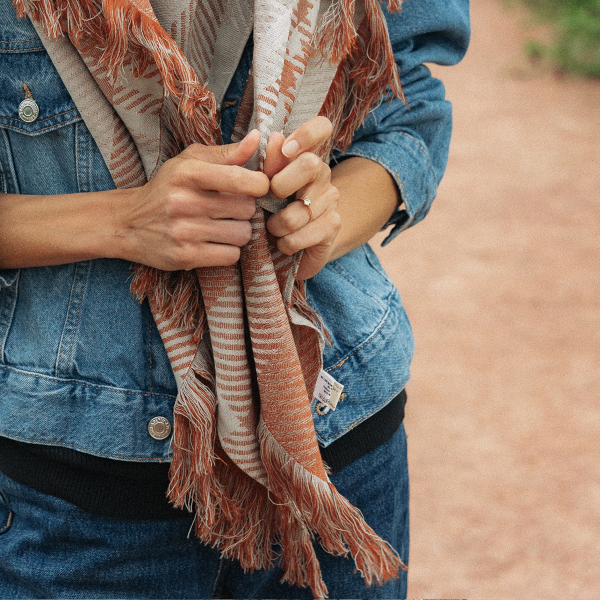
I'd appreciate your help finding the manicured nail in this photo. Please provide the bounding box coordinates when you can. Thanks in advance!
[282,139,300,158]
[243,129,259,142]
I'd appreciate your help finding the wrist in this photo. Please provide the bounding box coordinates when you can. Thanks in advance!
[0,187,138,269]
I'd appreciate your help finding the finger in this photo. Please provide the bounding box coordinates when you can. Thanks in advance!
[170,243,241,271]
[163,236,247,271]
[267,200,311,238]
[174,159,270,197]
[276,207,341,257]
[267,183,338,237]
[205,219,253,247]
[281,116,333,159]
[180,129,261,167]
[296,244,334,281]
[264,132,287,179]
[205,193,257,221]
[270,152,329,200]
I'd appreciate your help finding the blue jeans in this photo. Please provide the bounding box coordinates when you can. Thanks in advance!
[0,425,409,599]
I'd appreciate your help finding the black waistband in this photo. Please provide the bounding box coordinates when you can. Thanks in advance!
[0,389,406,519]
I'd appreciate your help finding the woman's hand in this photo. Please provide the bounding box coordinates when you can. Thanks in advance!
[0,130,270,270]
[264,117,341,280]
[119,129,270,270]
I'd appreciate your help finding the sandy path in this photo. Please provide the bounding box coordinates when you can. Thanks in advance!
[373,1,600,597]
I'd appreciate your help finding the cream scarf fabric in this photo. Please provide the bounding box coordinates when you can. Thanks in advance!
[16,0,406,595]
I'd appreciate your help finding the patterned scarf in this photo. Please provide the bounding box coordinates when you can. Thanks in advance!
[17,0,406,595]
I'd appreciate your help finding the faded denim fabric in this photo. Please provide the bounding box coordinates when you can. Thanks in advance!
[0,0,471,460]
[0,425,409,599]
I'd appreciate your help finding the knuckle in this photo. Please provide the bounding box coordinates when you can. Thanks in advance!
[301,152,322,176]
[279,208,299,231]
[163,193,186,219]
[223,246,242,265]
[241,197,257,220]
[218,144,231,162]
[328,186,340,208]
[278,236,296,256]
[168,160,192,187]
[239,221,253,245]
[329,209,342,233]
[183,143,203,159]
[172,246,196,271]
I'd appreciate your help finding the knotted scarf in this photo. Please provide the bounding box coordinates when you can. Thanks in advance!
[16,0,406,595]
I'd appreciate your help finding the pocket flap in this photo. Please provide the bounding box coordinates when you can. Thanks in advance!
[0,25,80,135]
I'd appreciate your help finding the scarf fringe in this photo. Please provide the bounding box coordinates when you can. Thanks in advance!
[319,0,405,156]
[168,368,218,513]
[15,0,220,146]
[171,411,405,599]
[131,266,206,341]
[315,0,357,63]
[258,419,406,598]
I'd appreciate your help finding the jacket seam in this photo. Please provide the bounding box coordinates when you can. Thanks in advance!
[0,113,80,133]
[0,509,13,535]
[326,302,392,372]
[0,365,177,400]
[317,379,408,444]
[0,46,44,52]
[0,38,40,42]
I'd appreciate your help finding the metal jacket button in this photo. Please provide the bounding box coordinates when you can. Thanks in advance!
[19,83,39,123]
[18,98,39,123]
[148,416,172,440]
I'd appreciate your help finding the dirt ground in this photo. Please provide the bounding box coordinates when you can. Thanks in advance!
[373,0,600,598]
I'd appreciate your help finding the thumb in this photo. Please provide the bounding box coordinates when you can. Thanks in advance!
[180,129,261,166]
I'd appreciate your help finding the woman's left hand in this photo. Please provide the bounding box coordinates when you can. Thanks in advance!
[264,117,341,280]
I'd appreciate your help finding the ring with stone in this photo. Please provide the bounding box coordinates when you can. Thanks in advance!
[297,197,313,223]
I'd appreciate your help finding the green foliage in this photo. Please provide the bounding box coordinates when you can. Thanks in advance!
[521,0,600,77]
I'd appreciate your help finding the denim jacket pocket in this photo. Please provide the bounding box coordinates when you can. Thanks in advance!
[307,245,396,362]
[0,10,115,197]
[306,245,413,446]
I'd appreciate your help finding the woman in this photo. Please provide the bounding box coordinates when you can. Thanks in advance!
[0,0,470,597]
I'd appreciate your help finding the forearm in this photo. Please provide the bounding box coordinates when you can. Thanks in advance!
[0,135,269,272]
[0,189,129,269]
[329,157,400,261]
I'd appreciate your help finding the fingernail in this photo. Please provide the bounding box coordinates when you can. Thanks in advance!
[243,129,258,142]
[282,139,300,158]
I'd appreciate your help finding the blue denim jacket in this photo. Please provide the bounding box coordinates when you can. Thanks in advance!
[0,0,470,461]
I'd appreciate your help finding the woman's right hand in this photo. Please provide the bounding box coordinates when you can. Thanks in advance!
[0,130,269,271]
[118,129,270,270]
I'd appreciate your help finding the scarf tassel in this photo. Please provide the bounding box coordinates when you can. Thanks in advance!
[258,420,406,598]
[15,0,220,148]
[320,0,405,156]
[170,407,405,599]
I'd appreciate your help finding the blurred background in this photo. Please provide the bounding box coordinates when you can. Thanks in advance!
[373,0,600,597]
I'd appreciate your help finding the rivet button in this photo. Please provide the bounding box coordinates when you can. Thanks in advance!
[148,416,172,440]
[18,98,39,123]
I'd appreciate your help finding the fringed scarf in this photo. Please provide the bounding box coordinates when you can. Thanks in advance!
[16,0,406,595]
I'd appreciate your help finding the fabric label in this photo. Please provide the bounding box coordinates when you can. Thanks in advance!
[313,370,344,411]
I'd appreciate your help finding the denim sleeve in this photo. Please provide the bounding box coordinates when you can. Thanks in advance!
[333,0,471,245]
